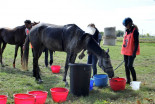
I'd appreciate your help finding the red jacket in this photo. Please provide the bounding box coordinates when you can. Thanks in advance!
[25,28,33,48]
[121,28,140,56]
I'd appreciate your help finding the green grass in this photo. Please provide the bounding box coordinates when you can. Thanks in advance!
[0,40,155,104]
[117,37,155,43]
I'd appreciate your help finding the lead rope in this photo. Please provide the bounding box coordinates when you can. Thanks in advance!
[114,60,124,71]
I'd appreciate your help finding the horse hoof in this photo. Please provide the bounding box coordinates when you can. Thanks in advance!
[63,78,66,82]
[37,79,43,84]
[65,82,69,87]
[1,64,5,67]
[13,64,15,68]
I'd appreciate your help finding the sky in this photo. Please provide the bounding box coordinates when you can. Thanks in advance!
[0,0,155,36]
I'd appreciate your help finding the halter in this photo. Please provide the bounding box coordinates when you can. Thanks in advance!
[99,58,113,71]
[100,65,113,71]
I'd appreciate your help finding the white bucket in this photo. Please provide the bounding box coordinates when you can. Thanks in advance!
[130,81,141,90]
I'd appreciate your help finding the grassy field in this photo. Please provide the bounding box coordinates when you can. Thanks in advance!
[117,37,155,43]
[0,40,155,104]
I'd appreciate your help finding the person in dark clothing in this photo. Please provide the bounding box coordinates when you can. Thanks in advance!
[121,17,140,84]
[98,33,102,45]
[87,23,99,76]
[43,48,53,67]
[78,23,99,76]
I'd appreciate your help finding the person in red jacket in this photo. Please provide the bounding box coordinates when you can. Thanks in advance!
[121,17,140,84]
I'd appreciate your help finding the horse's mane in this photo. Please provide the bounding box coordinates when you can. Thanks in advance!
[14,25,25,30]
[0,25,25,31]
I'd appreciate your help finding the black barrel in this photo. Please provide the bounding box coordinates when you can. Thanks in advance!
[69,63,91,96]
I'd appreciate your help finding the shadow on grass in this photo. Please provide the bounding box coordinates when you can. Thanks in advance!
[141,86,155,92]
[0,66,33,77]
[0,65,66,88]
[0,65,142,104]
[67,87,140,103]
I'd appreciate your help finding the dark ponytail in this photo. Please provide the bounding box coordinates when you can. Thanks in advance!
[133,24,139,31]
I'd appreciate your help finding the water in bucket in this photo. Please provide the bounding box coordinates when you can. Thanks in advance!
[130,81,141,90]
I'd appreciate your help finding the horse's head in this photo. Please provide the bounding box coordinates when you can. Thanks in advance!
[98,48,114,78]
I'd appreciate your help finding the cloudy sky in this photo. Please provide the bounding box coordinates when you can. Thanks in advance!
[0,0,155,35]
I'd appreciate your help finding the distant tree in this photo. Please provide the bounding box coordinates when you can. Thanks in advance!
[100,32,104,36]
[116,30,124,37]
[146,33,150,37]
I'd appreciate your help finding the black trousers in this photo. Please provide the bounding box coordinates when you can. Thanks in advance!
[124,55,137,83]
[44,48,53,67]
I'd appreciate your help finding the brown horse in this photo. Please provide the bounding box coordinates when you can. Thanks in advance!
[0,25,26,67]
[0,22,39,68]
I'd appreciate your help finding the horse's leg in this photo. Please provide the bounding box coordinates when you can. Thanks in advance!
[44,48,48,67]
[0,42,7,67]
[63,53,71,82]
[13,45,19,68]
[49,51,53,65]
[20,45,23,65]
[0,42,3,66]
[63,52,77,86]
[70,53,77,64]
[33,48,43,83]
[1,43,6,54]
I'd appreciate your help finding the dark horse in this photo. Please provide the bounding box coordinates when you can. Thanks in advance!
[0,25,26,67]
[22,23,114,84]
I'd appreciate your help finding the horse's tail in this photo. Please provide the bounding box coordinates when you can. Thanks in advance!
[22,36,30,70]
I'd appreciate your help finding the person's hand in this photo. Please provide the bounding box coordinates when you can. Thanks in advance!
[78,53,85,59]
[132,54,136,58]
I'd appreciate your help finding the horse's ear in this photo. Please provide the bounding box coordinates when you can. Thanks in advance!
[106,48,109,53]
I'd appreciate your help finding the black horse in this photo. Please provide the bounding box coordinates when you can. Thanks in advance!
[22,23,114,84]
[0,25,26,67]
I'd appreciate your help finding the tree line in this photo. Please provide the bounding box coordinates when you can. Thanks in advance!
[100,30,154,37]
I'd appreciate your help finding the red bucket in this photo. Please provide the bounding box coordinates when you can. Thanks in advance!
[28,91,48,104]
[109,78,126,91]
[0,95,7,104]
[50,87,69,103]
[51,65,61,73]
[14,93,35,104]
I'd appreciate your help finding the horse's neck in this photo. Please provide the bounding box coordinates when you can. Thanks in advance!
[86,37,104,58]
[14,25,25,31]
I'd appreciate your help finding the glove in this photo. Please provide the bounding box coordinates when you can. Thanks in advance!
[132,54,136,58]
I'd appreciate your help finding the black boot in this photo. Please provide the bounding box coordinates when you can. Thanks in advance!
[130,67,137,81]
[125,68,131,84]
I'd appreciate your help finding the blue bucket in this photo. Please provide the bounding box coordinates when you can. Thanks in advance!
[89,78,94,91]
[93,74,108,87]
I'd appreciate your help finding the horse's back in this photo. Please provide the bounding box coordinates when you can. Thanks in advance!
[29,23,83,52]
[0,25,26,45]
[29,23,64,51]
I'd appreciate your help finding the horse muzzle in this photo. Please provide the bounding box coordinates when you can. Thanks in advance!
[101,66,114,78]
